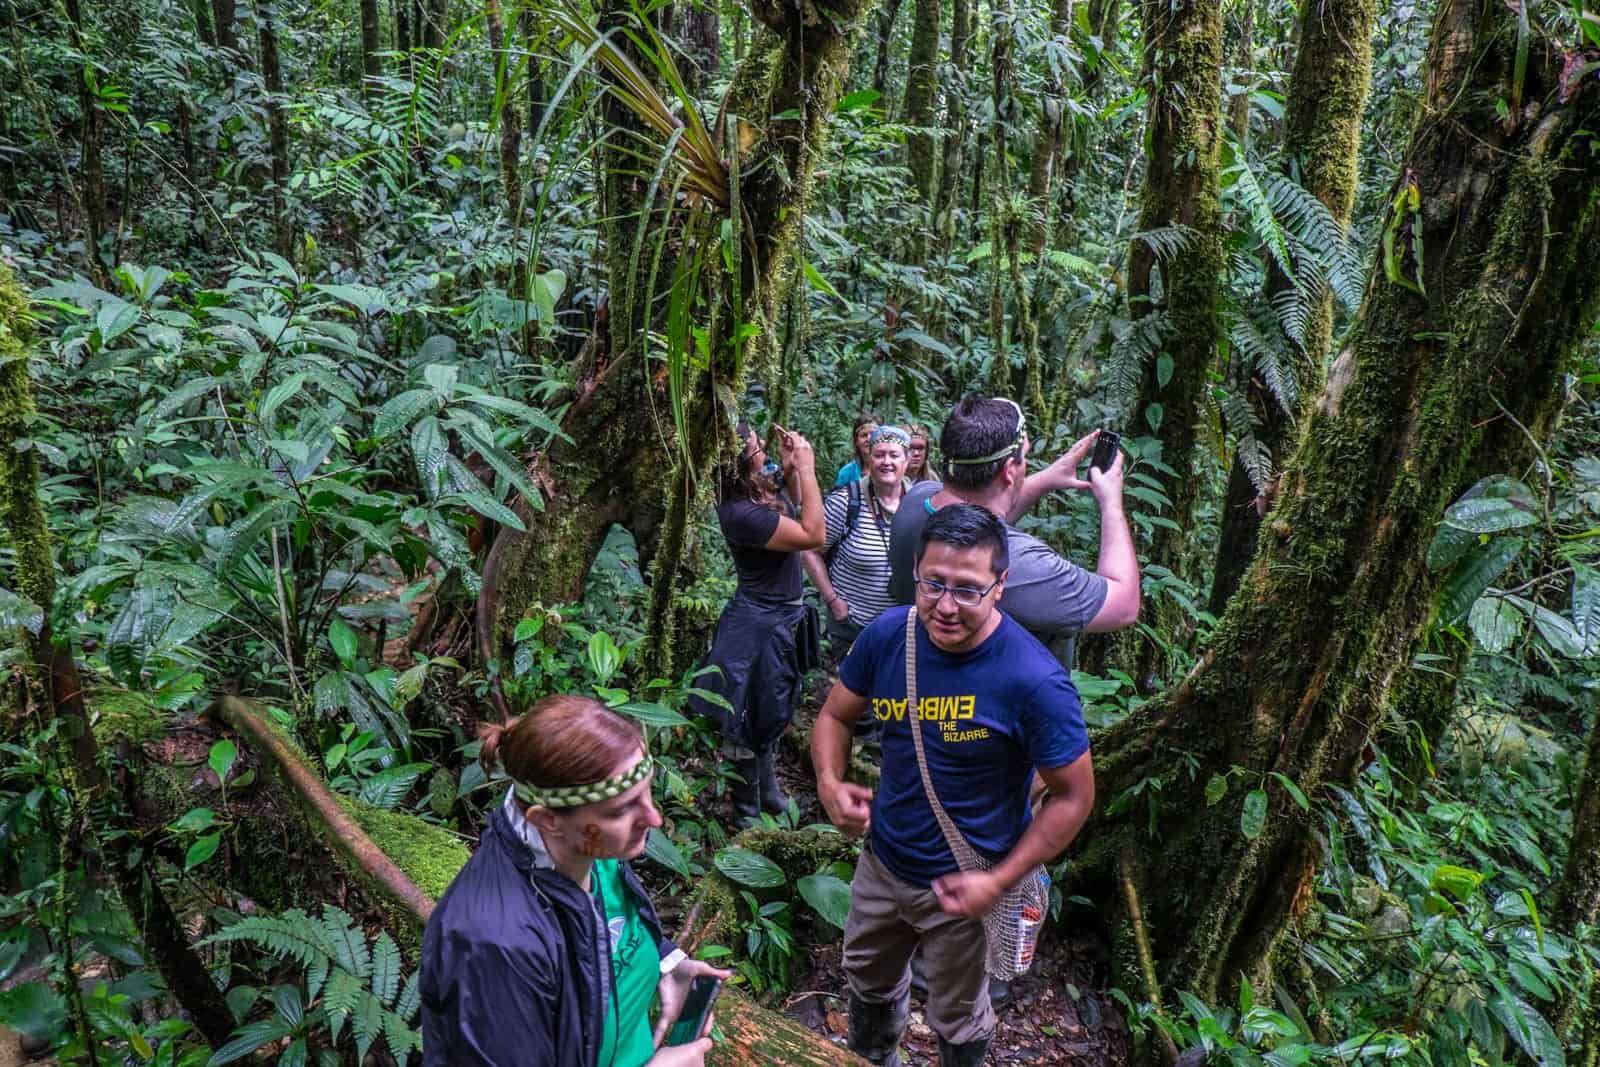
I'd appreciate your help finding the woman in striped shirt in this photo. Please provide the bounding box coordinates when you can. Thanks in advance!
[804,425,912,655]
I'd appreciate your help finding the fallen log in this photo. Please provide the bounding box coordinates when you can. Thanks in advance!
[213,697,864,1066]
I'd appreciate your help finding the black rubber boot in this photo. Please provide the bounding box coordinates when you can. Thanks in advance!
[938,1033,993,1067]
[757,750,791,815]
[847,993,907,1066]
[731,758,760,823]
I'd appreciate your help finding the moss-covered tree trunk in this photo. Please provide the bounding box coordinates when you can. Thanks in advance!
[484,0,878,679]
[1207,0,1375,616]
[2,267,243,1047]
[1122,0,1223,683]
[1076,0,1600,1003]
[1025,0,1072,254]
[929,0,970,256]
[871,0,904,96]
[900,0,940,210]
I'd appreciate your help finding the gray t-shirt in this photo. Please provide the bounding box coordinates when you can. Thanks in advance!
[887,482,1108,667]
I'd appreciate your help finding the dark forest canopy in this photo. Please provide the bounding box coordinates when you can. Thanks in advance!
[2,0,1600,1061]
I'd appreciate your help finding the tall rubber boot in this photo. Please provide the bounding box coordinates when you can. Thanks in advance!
[847,993,907,1067]
[731,758,760,823]
[757,750,791,815]
[938,1033,993,1067]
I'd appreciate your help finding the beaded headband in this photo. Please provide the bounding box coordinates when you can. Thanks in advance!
[513,751,654,809]
[870,425,912,447]
[946,398,1027,466]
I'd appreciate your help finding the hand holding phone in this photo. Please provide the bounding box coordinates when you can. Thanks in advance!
[665,975,722,1047]
[1090,430,1121,473]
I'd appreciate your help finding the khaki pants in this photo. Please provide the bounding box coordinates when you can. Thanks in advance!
[843,844,996,1044]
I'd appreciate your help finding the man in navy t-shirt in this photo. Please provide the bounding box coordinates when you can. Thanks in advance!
[812,504,1096,1067]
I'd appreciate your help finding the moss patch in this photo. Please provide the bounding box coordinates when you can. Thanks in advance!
[343,798,471,902]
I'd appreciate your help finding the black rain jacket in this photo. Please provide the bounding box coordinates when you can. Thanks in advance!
[420,801,676,1067]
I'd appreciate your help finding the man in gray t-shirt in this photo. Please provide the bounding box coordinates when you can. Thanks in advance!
[888,396,1139,666]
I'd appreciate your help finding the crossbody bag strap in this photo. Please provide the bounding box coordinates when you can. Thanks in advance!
[904,610,986,872]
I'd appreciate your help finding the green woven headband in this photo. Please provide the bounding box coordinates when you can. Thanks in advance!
[946,398,1027,465]
[513,751,653,809]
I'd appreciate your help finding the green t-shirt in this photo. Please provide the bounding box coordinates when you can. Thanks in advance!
[592,859,662,1067]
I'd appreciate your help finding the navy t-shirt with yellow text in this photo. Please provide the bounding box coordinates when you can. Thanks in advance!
[837,606,1089,886]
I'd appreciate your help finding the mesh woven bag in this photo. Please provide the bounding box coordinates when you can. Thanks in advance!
[903,611,1048,981]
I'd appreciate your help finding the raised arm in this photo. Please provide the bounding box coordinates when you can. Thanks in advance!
[764,430,825,551]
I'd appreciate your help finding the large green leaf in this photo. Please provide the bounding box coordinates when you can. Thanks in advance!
[1490,987,1565,1067]
[713,847,786,888]
[1439,537,1526,623]
[644,827,692,877]
[797,872,852,929]
[1468,596,1525,653]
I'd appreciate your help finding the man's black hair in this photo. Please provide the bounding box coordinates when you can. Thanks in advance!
[917,503,1010,578]
[940,395,1024,489]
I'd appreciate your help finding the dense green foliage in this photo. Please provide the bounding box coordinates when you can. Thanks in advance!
[2,0,1598,1061]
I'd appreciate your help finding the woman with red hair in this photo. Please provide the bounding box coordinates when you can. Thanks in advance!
[421,695,727,1067]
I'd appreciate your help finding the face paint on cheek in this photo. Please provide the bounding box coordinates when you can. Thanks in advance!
[577,823,603,857]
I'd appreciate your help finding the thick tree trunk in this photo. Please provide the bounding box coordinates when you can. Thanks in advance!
[211,0,238,55]
[192,0,216,47]
[484,0,880,676]
[360,0,382,86]
[871,0,904,97]
[929,0,970,254]
[1080,0,1600,1004]
[1123,0,1224,681]
[1207,0,1375,616]
[900,0,940,205]
[258,2,292,256]
[1025,0,1072,253]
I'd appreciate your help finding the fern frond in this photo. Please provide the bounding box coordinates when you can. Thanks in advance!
[320,908,373,978]
[354,992,386,1063]
[1227,161,1298,289]
[1264,174,1364,312]
[394,970,422,1023]
[1104,312,1169,413]
[1130,225,1195,263]
[201,910,336,969]
[370,932,402,1005]
[1231,307,1298,412]
[322,968,365,1043]
[383,1008,424,1063]
[1235,431,1274,491]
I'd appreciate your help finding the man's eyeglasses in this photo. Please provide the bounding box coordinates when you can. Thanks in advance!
[913,574,1001,608]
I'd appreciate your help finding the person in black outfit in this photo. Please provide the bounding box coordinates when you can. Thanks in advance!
[689,422,825,821]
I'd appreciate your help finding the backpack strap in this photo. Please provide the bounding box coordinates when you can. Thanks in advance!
[822,478,864,569]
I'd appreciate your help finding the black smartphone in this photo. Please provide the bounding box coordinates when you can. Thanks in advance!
[1090,430,1122,472]
[666,975,722,1046]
